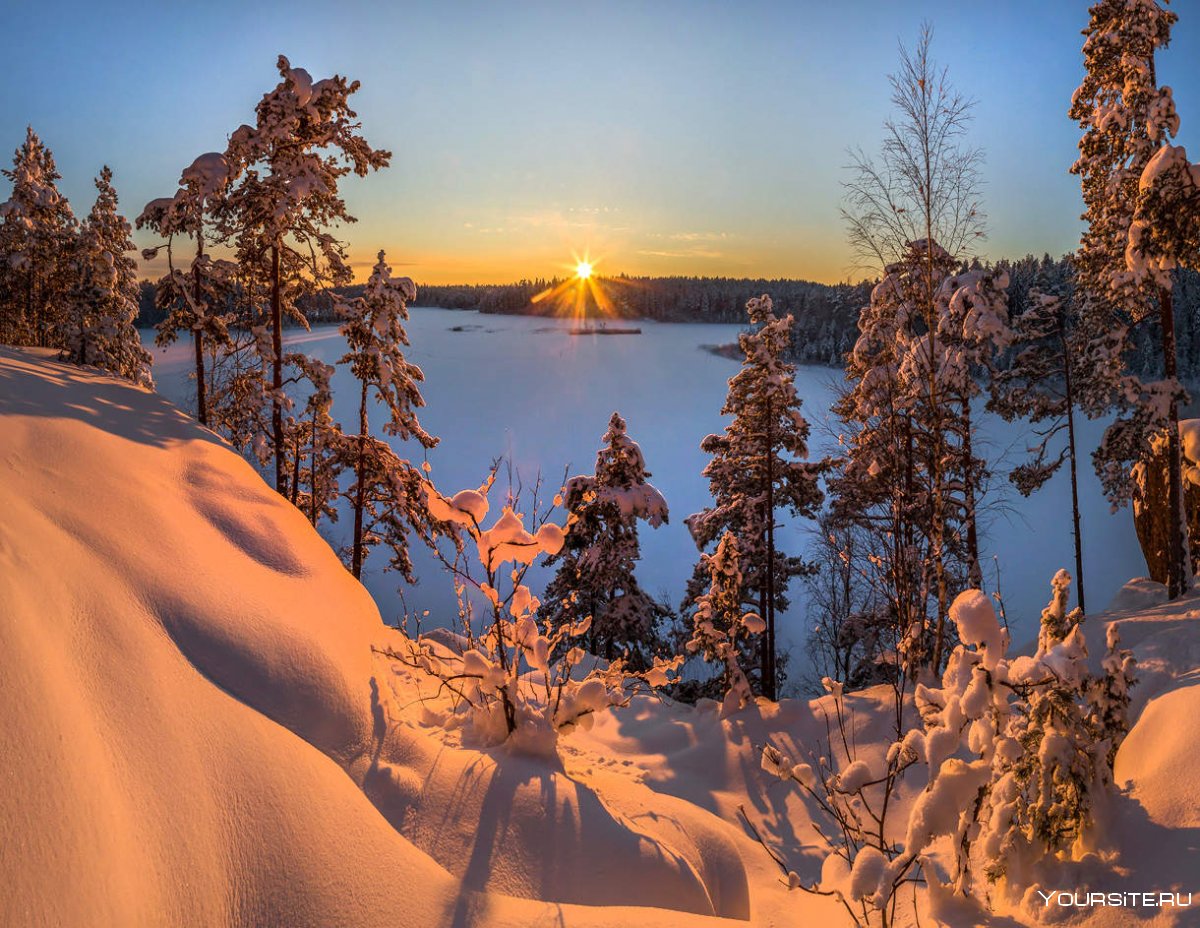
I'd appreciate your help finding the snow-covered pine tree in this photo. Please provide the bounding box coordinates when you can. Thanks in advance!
[137,152,236,426]
[686,532,765,715]
[989,263,1089,611]
[686,294,823,700]
[541,412,672,668]
[0,127,76,347]
[1069,0,1190,597]
[222,56,391,495]
[61,167,152,386]
[338,250,437,580]
[841,25,992,672]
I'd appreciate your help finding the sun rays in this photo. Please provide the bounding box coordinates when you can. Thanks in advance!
[531,249,616,320]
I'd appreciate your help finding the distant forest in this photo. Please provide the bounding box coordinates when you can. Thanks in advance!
[136,257,1200,373]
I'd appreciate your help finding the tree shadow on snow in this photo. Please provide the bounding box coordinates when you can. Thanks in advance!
[0,347,224,450]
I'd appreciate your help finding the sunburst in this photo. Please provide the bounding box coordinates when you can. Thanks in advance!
[531,250,615,320]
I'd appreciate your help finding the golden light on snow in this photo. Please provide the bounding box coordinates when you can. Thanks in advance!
[575,261,593,280]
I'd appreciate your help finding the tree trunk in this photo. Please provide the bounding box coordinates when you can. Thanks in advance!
[1161,284,1189,599]
[291,431,302,506]
[762,396,777,701]
[926,258,950,673]
[961,397,982,589]
[193,233,208,427]
[270,242,285,495]
[1060,311,1086,613]
[309,416,320,527]
[351,379,368,580]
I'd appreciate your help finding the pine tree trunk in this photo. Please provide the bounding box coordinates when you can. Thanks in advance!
[926,264,950,672]
[193,233,208,427]
[900,413,916,638]
[351,379,368,580]
[764,400,777,701]
[1160,284,1189,599]
[961,397,982,589]
[291,432,302,506]
[25,268,34,346]
[1060,312,1086,613]
[270,242,285,495]
[193,329,207,427]
[309,417,320,527]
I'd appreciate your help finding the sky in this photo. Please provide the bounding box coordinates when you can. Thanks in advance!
[2,0,1199,285]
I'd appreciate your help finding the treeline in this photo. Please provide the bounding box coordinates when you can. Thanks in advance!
[400,262,1200,374]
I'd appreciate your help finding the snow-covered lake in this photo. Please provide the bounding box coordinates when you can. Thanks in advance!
[143,307,1144,682]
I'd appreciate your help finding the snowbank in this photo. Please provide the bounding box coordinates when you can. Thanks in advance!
[5,347,1200,928]
[0,348,749,927]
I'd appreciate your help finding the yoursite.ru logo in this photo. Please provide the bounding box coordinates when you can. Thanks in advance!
[1036,890,1193,908]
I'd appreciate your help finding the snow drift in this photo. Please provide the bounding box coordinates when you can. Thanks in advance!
[4,346,1200,928]
[0,347,756,927]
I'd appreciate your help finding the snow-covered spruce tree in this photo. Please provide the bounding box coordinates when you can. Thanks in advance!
[137,152,237,426]
[1069,0,1190,597]
[686,294,823,700]
[1088,622,1137,771]
[893,578,1122,911]
[541,412,672,668]
[989,266,1090,612]
[0,127,76,347]
[380,476,682,754]
[222,56,390,495]
[686,532,766,715]
[61,167,152,386]
[337,250,437,580]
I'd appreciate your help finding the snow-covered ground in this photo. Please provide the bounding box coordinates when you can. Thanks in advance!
[3,345,1196,927]
[143,308,1143,676]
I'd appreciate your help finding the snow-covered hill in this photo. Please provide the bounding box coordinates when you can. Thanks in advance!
[1,346,1197,927]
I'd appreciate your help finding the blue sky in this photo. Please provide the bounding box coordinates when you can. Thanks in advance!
[3,0,1198,283]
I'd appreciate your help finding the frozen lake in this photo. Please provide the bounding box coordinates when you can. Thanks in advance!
[144,306,1144,684]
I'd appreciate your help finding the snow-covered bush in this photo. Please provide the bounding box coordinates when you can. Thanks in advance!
[757,571,1137,924]
[752,675,920,928]
[378,473,681,755]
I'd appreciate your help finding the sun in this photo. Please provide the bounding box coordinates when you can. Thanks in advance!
[575,260,593,280]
